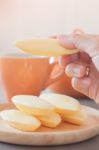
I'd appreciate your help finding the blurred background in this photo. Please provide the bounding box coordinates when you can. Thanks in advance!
[0,0,99,52]
[0,0,99,100]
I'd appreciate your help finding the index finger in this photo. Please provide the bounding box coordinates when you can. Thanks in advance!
[58,34,99,58]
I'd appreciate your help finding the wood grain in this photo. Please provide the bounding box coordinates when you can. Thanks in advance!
[0,103,99,145]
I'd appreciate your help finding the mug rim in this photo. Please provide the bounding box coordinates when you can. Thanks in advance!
[0,52,50,59]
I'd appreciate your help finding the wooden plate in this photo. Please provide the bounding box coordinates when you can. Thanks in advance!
[0,103,99,146]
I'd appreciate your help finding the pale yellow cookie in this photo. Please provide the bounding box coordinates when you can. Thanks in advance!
[12,95,55,116]
[40,93,81,115]
[62,108,87,125]
[37,112,62,128]
[15,38,79,57]
[0,109,41,131]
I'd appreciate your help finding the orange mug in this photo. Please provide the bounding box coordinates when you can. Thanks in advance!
[48,74,85,98]
[0,53,64,101]
[48,58,85,98]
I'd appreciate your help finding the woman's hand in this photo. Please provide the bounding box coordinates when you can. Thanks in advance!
[58,34,99,103]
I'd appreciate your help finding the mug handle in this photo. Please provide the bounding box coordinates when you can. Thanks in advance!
[44,62,65,88]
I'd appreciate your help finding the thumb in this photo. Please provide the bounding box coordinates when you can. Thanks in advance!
[58,34,99,71]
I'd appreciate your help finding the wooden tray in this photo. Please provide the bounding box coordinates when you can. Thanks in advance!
[0,103,99,146]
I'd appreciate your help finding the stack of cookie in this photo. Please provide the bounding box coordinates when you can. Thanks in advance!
[0,94,87,132]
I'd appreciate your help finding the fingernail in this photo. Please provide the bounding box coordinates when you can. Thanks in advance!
[66,66,81,77]
[73,68,81,76]
[58,35,75,49]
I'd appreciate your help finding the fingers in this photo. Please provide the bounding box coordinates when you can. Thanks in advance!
[65,63,91,98]
[65,63,87,78]
[52,33,99,72]
[59,52,90,68]
[58,53,80,67]
[58,35,76,49]
[71,77,91,97]
[58,34,99,58]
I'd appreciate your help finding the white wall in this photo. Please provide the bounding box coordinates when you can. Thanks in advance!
[0,0,99,52]
[66,0,99,34]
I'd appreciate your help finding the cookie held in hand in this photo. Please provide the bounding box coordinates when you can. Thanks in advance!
[15,38,79,57]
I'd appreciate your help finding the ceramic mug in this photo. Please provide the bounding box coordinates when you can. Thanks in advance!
[48,74,85,98]
[0,53,64,101]
[48,59,85,98]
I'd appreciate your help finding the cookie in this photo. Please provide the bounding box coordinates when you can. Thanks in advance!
[0,109,41,131]
[12,95,55,116]
[15,38,79,57]
[40,93,81,115]
[37,112,62,128]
